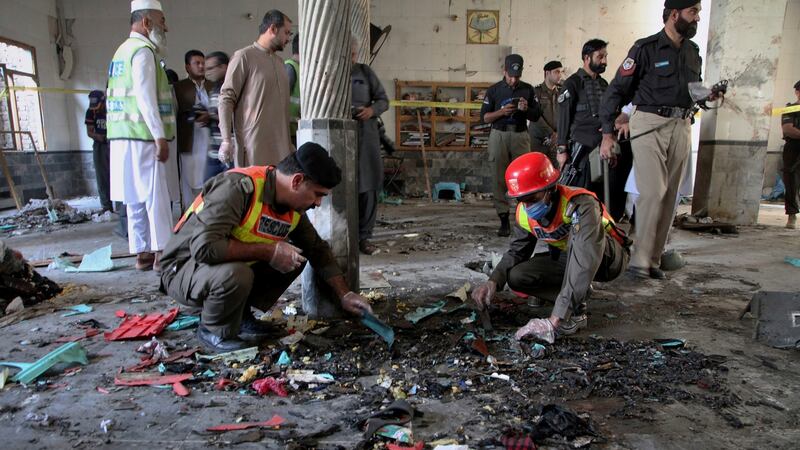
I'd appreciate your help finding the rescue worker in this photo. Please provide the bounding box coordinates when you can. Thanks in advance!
[471,152,630,343]
[159,143,373,352]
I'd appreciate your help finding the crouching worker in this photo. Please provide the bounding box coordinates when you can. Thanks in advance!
[472,152,630,343]
[159,142,373,352]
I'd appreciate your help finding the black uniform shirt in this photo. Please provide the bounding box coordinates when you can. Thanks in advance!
[600,29,702,134]
[556,68,608,148]
[480,79,542,129]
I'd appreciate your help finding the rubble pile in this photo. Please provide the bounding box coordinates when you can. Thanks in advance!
[0,240,62,315]
[0,199,95,235]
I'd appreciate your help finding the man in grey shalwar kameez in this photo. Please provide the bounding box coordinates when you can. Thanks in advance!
[351,46,389,255]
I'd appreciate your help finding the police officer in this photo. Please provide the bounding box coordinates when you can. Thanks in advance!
[530,60,564,165]
[599,0,714,280]
[481,54,542,237]
[782,80,800,229]
[159,143,373,352]
[556,39,609,189]
[471,152,630,343]
[351,39,389,255]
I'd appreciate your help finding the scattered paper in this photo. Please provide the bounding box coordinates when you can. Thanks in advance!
[446,282,471,302]
[61,304,93,317]
[65,245,114,272]
[405,300,446,324]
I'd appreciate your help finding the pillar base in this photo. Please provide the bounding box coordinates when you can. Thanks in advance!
[298,118,359,318]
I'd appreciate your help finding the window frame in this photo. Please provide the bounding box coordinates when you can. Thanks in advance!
[0,36,47,151]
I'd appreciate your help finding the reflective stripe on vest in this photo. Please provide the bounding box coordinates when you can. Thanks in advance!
[516,185,628,250]
[106,37,176,141]
[284,58,301,136]
[173,166,302,262]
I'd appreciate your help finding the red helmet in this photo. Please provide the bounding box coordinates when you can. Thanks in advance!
[505,152,560,198]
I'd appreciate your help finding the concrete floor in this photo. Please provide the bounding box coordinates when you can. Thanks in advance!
[0,198,799,449]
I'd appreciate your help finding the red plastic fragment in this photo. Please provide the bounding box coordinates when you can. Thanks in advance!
[104,308,179,341]
[97,387,110,394]
[472,338,490,357]
[215,378,236,391]
[114,372,192,386]
[207,415,285,432]
[55,328,101,343]
[173,381,190,397]
[388,443,424,450]
[125,347,199,372]
[252,377,288,397]
[115,310,127,318]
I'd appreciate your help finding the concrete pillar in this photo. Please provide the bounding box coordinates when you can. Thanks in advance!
[692,0,788,224]
[350,0,370,65]
[298,0,359,318]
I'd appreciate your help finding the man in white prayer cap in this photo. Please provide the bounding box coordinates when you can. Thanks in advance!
[107,0,179,272]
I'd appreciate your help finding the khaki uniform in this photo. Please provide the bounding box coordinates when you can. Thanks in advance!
[529,82,559,165]
[159,169,341,338]
[488,130,531,214]
[628,111,691,269]
[490,192,629,319]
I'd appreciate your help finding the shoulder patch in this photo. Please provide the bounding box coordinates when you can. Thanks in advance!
[619,57,636,77]
[557,90,570,103]
[240,177,254,194]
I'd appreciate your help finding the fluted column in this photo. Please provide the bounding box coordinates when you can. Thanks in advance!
[350,0,370,65]
[298,0,360,317]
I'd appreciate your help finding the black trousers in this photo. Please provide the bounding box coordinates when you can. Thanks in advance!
[92,140,112,211]
[784,142,800,215]
[564,141,632,221]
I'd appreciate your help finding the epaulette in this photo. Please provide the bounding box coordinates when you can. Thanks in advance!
[633,32,660,48]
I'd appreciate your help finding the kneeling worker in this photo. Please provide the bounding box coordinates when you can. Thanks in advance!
[160,142,373,352]
[472,152,630,343]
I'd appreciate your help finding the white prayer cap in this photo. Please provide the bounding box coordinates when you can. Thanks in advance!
[131,0,163,12]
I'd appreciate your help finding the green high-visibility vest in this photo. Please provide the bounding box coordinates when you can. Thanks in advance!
[106,37,176,141]
[284,58,301,137]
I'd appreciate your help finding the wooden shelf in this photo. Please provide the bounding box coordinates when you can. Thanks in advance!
[395,80,490,151]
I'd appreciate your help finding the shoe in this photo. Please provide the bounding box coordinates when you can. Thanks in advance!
[787,214,797,230]
[153,251,163,273]
[238,311,275,342]
[197,325,249,352]
[359,240,379,255]
[135,252,154,271]
[557,314,588,336]
[623,266,649,281]
[648,267,667,280]
[498,213,511,237]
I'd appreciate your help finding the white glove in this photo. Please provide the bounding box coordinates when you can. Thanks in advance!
[218,141,234,164]
[515,318,556,344]
[269,241,306,274]
[471,281,497,310]
[341,292,373,316]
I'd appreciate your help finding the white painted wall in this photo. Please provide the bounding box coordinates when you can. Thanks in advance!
[0,0,71,150]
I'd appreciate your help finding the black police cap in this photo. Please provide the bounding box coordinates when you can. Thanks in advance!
[794,80,800,91]
[543,61,562,72]
[295,142,342,189]
[505,54,524,77]
[665,0,700,9]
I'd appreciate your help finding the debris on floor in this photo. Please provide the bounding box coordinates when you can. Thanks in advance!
[0,240,61,316]
[0,199,96,235]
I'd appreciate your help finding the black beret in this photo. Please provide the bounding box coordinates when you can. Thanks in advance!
[543,60,562,72]
[295,142,342,189]
[665,0,700,9]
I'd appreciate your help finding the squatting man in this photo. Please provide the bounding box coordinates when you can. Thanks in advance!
[471,152,631,343]
[159,143,373,352]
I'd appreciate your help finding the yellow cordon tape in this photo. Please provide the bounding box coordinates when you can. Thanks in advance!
[389,100,482,110]
[772,104,800,116]
[0,86,93,99]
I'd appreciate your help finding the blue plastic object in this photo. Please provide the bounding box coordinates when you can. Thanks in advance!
[433,182,462,201]
[0,342,89,384]
[361,312,395,347]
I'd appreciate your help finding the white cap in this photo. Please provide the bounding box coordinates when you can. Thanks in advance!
[131,0,162,12]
